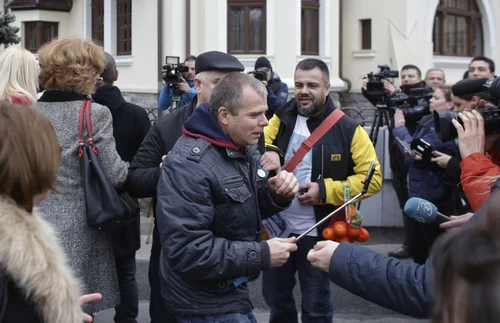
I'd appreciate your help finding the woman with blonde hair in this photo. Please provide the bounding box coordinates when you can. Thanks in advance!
[35,36,128,315]
[0,46,38,104]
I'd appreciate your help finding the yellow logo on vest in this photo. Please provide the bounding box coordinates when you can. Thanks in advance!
[331,154,342,161]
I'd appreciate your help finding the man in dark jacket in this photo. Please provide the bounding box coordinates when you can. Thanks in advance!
[92,52,151,323]
[126,51,248,323]
[250,56,289,119]
[262,58,382,323]
[156,72,299,322]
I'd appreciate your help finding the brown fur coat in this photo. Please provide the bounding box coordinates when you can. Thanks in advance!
[0,197,83,322]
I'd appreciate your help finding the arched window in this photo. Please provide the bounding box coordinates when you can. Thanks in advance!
[433,0,483,56]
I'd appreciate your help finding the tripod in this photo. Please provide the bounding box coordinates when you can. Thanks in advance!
[356,103,394,211]
[368,104,394,147]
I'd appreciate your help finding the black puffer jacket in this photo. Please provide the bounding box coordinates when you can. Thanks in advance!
[156,104,292,315]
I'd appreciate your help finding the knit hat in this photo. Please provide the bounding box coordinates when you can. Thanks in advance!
[254,56,272,72]
[195,51,245,75]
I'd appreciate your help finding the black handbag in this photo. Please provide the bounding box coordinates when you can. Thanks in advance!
[78,100,140,231]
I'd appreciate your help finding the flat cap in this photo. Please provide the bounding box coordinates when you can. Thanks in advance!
[195,51,245,75]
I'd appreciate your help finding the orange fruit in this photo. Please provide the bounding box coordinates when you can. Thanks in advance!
[333,221,347,239]
[322,227,335,241]
[346,225,360,240]
[357,227,370,242]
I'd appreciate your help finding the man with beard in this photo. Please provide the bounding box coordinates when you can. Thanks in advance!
[262,58,382,323]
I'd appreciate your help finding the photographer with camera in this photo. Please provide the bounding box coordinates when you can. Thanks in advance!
[453,109,500,211]
[249,56,288,119]
[363,64,433,259]
[158,55,197,111]
[393,85,457,264]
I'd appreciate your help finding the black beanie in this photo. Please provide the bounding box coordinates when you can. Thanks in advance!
[255,56,272,72]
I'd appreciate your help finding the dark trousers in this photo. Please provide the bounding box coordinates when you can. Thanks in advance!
[176,312,257,323]
[114,253,139,323]
[391,169,411,247]
[407,197,454,264]
[149,223,178,323]
[262,236,333,323]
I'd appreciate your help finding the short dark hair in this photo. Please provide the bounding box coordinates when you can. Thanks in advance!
[295,58,330,84]
[401,64,422,78]
[209,72,267,117]
[99,52,117,85]
[184,55,197,63]
[470,56,495,73]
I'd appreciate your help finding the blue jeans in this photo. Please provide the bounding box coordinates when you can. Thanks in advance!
[262,235,333,323]
[175,312,257,323]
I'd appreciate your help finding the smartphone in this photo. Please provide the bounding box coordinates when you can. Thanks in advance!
[411,138,432,158]
[396,137,415,155]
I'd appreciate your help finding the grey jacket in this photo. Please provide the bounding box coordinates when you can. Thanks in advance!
[35,92,128,313]
[156,135,292,316]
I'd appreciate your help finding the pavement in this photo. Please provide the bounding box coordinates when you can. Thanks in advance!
[94,202,427,323]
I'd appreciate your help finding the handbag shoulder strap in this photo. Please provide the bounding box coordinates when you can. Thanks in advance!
[285,109,345,172]
[78,100,97,157]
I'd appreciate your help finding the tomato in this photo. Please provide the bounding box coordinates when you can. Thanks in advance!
[357,227,370,242]
[338,236,350,243]
[346,225,359,240]
[333,221,347,239]
[322,227,335,241]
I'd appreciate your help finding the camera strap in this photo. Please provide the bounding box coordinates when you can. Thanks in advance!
[285,109,345,172]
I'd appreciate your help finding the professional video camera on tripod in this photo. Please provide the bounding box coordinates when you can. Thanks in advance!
[161,56,189,111]
[363,64,433,146]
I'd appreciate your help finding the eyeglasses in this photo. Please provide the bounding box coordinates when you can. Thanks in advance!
[256,68,269,73]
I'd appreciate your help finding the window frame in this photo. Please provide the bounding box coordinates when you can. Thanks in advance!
[24,21,59,53]
[360,19,372,50]
[301,0,319,56]
[116,0,132,56]
[433,0,483,56]
[227,0,267,54]
[91,0,105,47]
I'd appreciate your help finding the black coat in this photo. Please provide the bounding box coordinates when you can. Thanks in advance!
[93,85,151,257]
[126,100,196,201]
[156,104,292,315]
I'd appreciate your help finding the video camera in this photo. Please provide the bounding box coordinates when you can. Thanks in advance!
[434,77,500,142]
[162,56,189,95]
[365,64,399,98]
[391,86,433,119]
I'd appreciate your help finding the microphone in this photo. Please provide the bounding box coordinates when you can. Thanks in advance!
[403,198,452,224]
[451,77,500,98]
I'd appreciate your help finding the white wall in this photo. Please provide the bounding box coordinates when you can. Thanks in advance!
[342,0,500,92]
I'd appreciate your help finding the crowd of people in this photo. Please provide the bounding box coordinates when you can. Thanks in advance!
[0,35,499,323]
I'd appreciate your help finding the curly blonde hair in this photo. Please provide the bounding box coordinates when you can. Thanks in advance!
[38,37,105,95]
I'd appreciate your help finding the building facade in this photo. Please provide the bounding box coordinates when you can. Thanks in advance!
[1,0,498,226]
[1,0,499,109]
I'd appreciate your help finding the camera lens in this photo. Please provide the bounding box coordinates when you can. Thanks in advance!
[254,71,266,82]
[434,109,459,142]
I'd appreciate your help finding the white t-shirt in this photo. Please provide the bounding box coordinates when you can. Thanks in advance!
[280,115,317,236]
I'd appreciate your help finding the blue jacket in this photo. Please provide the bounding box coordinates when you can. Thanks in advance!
[393,114,455,203]
[158,80,196,110]
[266,72,288,119]
[329,242,433,318]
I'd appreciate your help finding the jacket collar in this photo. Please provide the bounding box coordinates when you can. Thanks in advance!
[0,196,83,323]
[278,95,336,128]
[38,90,89,102]
[92,85,126,114]
[183,103,240,151]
